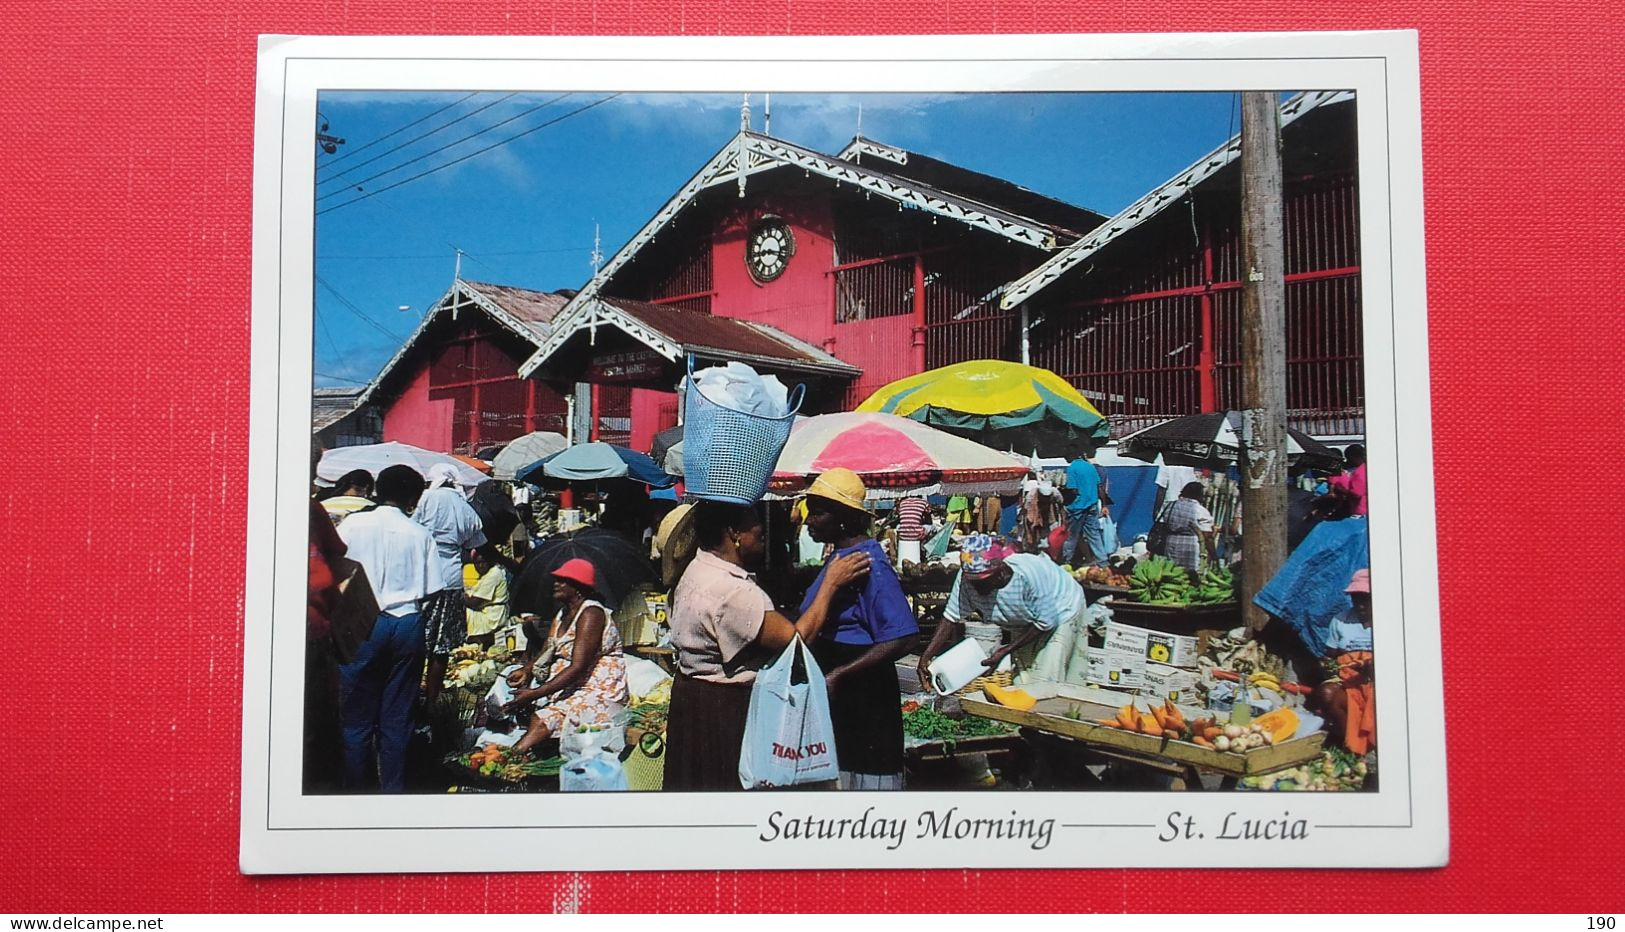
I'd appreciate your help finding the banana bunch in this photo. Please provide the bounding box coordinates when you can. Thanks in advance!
[1247,670,1282,694]
[1128,556,1196,605]
[1190,565,1237,605]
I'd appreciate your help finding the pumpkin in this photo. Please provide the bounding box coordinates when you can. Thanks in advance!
[983,683,1038,711]
[1254,707,1300,744]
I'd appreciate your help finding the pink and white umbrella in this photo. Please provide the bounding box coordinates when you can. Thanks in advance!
[768,411,1029,498]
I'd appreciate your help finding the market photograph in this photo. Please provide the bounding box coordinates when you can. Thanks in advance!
[304,88,1374,796]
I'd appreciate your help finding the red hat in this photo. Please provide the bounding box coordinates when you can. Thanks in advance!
[551,558,597,591]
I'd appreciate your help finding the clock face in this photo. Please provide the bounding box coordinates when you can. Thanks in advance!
[746,217,794,283]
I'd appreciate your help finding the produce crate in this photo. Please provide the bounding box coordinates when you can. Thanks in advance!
[1099,599,1241,653]
[960,693,1324,777]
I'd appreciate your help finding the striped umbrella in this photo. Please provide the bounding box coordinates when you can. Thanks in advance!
[856,360,1110,457]
[768,411,1028,498]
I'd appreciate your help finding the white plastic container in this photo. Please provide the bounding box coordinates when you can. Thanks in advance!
[931,637,994,696]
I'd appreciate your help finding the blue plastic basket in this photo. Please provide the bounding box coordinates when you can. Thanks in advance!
[681,358,804,505]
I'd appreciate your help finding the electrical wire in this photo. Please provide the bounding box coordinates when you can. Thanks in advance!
[316,94,621,216]
[316,92,524,189]
[317,91,481,172]
[314,274,406,342]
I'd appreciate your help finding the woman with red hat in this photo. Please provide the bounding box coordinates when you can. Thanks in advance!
[502,557,628,755]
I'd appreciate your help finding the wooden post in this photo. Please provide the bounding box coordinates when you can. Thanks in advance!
[1238,92,1289,634]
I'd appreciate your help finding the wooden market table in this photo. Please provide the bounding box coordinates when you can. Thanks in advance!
[960,691,1325,790]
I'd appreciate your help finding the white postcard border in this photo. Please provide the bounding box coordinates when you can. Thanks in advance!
[242,31,1445,873]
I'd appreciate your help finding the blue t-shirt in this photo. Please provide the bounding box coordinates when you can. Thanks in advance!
[1065,458,1101,514]
[798,538,920,647]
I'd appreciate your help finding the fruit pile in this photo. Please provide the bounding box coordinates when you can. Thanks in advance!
[1073,565,1135,588]
[454,744,564,782]
[1189,565,1237,605]
[1240,747,1369,791]
[1126,556,1196,604]
[1093,701,1299,753]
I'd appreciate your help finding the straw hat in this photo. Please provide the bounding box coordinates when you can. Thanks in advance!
[654,503,698,588]
[805,467,867,513]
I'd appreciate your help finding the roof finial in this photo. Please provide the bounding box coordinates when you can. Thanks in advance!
[763,92,771,136]
[857,102,863,138]
[590,223,603,273]
[740,93,751,131]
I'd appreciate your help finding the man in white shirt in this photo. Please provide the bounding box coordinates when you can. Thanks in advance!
[335,464,437,793]
[412,464,489,704]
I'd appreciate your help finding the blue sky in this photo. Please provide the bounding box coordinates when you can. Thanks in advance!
[312,91,1257,388]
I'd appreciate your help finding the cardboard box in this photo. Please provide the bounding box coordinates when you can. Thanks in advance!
[1104,620,1200,668]
[1082,646,1145,690]
[1142,662,1201,703]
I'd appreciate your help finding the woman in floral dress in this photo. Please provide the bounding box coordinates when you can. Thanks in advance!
[502,558,627,754]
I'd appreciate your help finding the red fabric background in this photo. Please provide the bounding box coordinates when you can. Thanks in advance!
[1,2,1620,914]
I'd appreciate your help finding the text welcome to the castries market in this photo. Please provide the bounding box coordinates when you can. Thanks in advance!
[759,806,1054,851]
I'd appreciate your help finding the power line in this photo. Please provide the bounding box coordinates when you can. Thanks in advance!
[318,91,480,171]
[317,246,592,259]
[314,274,406,342]
[317,94,621,216]
[314,372,372,385]
[316,92,522,189]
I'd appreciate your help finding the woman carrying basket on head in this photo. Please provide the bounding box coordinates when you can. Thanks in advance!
[663,501,871,790]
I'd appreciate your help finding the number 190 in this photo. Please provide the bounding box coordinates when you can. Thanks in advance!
[1589,918,1615,930]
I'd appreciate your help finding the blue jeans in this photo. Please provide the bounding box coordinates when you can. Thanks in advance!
[338,611,426,793]
[1064,506,1107,567]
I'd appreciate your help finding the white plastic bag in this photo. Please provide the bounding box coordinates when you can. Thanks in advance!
[559,750,629,792]
[691,362,790,417]
[1101,513,1120,554]
[738,635,839,788]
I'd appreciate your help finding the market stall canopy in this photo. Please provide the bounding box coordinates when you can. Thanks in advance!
[316,441,485,488]
[490,430,569,480]
[649,424,685,469]
[1116,411,1344,473]
[515,442,675,489]
[453,454,493,474]
[768,411,1029,499]
[856,360,1110,458]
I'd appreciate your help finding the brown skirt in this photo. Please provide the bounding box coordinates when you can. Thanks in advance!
[664,672,753,791]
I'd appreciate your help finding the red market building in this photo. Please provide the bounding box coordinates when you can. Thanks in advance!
[355,279,576,454]
[519,122,1111,446]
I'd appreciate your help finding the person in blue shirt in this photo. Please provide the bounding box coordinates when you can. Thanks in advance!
[1063,453,1110,567]
[797,468,920,790]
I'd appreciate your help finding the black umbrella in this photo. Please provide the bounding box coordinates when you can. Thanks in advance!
[649,424,685,468]
[1117,411,1344,473]
[510,527,652,619]
[468,479,522,545]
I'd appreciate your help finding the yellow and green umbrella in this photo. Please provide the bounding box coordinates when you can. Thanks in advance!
[856,360,1110,457]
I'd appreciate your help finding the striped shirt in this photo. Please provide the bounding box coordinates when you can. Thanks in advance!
[943,553,1085,632]
[894,498,932,541]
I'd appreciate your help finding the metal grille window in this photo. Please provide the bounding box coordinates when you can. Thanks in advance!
[650,237,714,314]
[834,257,915,322]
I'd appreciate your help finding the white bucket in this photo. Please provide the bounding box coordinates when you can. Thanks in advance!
[963,621,1004,657]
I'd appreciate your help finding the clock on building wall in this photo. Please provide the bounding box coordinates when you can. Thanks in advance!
[746,215,795,283]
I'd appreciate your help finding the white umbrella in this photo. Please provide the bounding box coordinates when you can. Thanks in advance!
[490,431,568,480]
[317,441,485,488]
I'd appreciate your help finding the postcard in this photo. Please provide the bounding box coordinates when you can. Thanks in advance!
[241,30,1444,872]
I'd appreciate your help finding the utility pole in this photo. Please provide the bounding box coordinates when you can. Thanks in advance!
[1237,92,1289,634]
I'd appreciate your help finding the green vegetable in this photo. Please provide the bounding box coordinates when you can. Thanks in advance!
[902,706,1016,749]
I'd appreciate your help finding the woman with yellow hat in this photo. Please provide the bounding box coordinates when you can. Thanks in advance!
[798,468,920,790]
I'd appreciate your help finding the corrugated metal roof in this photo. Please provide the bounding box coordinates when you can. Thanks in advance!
[600,296,859,375]
[835,135,1109,236]
[459,280,571,341]
[356,279,572,408]
[518,295,861,380]
[999,91,1357,309]
[312,387,363,431]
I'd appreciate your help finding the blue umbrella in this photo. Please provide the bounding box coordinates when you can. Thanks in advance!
[515,442,675,489]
